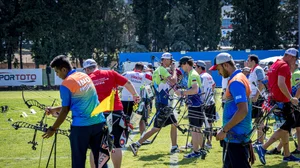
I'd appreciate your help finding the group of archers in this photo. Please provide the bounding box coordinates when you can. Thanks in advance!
[41,48,300,168]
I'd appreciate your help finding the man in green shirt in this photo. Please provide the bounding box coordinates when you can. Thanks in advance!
[130,52,179,156]
[175,56,204,158]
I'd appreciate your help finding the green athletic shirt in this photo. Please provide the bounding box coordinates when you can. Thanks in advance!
[292,69,300,87]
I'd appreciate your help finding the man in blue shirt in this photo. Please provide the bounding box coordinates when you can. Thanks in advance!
[43,55,106,168]
[210,53,253,168]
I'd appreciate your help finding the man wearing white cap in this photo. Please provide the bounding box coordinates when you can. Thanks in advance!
[254,48,300,165]
[83,59,140,168]
[129,52,179,155]
[210,52,253,167]
[194,60,216,149]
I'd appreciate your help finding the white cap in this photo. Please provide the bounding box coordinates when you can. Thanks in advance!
[209,52,233,71]
[161,52,172,59]
[83,59,97,69]
[285,48,299,58]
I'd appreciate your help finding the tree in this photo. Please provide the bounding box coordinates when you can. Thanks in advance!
[277,0,298,48]
[0,0,22,69]
[228,0,281,50]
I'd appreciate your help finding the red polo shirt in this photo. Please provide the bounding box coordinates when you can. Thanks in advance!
[268,59,291,102]
[88,69,128,111]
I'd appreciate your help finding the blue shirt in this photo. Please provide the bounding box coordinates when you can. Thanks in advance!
[60,70,105,126]
[223,70,252,143]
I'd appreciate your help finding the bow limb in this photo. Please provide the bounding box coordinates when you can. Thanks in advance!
[12,121,70,137]
[22,86,46,110]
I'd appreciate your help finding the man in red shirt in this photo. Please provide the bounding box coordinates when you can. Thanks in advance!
[83,59,140,168]
[254,48,300,164]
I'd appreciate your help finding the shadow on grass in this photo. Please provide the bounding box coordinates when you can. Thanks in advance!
[138,153,167,161]
[175,157,204,165]
[255,162,299,168]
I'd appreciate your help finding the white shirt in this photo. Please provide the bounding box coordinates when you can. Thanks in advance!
[121,70,152,101]
[200,72,216,105]
[222,77,229,91]
[249,65,265,98]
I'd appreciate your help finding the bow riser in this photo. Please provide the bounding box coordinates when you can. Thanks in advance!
[12,121,70,137]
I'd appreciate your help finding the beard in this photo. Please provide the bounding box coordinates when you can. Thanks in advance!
[220,68,230,78]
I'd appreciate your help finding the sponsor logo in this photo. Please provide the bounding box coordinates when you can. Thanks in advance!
[0,73,37,83]
[235,95,242,100]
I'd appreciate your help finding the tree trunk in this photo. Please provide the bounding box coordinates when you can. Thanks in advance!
[79,57,83,68]
[7,46,12,69]
[19,34,23,69]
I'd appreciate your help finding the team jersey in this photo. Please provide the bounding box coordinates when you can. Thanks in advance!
[223,70,252,143]
[152,66,171,105]
[88,69,128,111]
[60,70,105,126]
[200,71,215,105]
[292,69,300,96]
[249,65,265,98]
[121,70,152,101]
[187,69,202,107]
[268,59,291,102]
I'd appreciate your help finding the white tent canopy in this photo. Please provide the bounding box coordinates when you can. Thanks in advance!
[259,56,283,67]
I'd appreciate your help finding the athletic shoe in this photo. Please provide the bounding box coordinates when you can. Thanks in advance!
[205,144,212,149]
[170,145,180,154]
[282,154,300,162]
[266,147,281,155]
[180,143,193,150]
[184,151,201,158]
[199,149,207,159]
[254,145,267,165]
[291,149,300,155]
[142,139,152,145]
[129,143,140,156]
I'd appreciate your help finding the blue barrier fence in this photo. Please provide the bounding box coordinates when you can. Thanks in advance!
[119,50,285,87]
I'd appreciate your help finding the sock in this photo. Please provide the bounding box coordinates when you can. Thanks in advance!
[171,145,178,149]
[136,141,141,147]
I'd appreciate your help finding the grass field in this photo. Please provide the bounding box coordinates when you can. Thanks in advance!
[0,90,300,168]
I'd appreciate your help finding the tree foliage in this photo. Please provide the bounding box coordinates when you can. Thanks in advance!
[228,0,281,50]
[1,0,297,68]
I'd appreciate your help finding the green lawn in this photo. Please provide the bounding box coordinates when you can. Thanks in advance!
[0,90,299,168]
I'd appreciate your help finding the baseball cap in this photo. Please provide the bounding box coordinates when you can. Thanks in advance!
[195,60,206,68]
[83,59,97,69]
[285,48,299,58]
[209,52,233,71]
[161,52,172,59]
[179,56,192,67]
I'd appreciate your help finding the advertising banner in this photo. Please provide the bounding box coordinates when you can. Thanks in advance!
[0,69,43,86]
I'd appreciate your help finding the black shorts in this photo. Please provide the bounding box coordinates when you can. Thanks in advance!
[153,103,177,128]
[103,111,129,148]
[204,104,216,123]
[223,142,251,168]
[252,99,264,119]
[280,103,296,132]
[188,106,204,128]
[122,101,134,117]
[292,110,300,128]
[122,100,148,122]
